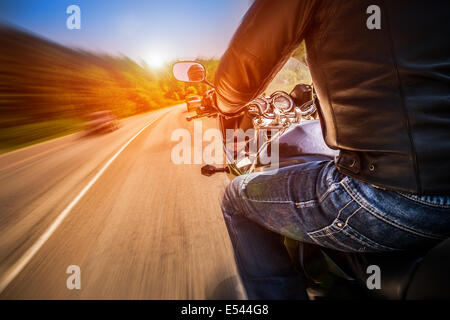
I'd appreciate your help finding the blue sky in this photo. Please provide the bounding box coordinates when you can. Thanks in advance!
[0,0,251,65]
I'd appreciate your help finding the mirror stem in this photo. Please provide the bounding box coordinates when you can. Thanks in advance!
[203,79,215,88]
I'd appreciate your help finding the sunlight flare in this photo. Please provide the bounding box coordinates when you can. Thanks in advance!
[146,53,166,69]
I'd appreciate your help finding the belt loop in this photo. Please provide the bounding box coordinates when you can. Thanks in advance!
[336,151,361,174]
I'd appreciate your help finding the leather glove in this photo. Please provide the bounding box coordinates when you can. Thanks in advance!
[201,89,217,111]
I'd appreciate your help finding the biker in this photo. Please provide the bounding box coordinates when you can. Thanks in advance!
[209,0,450,299]
[187,63,205,82]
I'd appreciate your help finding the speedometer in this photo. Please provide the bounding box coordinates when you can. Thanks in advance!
[247,97,270,115]
[271,91,293,112]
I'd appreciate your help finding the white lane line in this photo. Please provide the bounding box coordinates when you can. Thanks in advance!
[0,114,163,294]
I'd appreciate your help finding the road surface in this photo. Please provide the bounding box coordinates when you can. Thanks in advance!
[0,105,244,299]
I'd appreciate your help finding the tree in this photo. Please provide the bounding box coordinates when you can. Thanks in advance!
[185,86,198,97]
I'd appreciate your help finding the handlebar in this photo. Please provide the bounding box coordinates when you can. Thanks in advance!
[186,89,316,126]
[186,111,217,121]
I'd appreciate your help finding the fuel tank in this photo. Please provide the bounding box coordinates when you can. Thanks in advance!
[260,120,339,166]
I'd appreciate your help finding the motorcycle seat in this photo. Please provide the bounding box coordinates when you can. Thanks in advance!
[340,238,450,299]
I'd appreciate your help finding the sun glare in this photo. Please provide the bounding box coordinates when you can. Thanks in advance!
[146,53,166,69]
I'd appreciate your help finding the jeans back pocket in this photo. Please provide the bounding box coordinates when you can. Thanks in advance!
[307,220,400,253]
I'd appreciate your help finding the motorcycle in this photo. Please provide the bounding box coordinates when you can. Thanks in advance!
[173,61,450,300]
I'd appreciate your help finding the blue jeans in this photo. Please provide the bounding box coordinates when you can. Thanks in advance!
[221,160,450,299]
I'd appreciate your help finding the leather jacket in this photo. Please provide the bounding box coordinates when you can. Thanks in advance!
[214,0,450,195]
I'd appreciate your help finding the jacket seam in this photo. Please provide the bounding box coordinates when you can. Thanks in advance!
[311,3,339,149]
[382,0,422,192]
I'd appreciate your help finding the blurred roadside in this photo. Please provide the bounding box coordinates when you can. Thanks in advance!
[0,23,309,154]
[0,24,217,153]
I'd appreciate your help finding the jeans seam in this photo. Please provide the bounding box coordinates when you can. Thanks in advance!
[307,230,342,251]
[318,176,348,203]
[328,232,356,252]
[309,211,359,239]
[396,191,450,209]
[336,199,354,221]
[306,225,330,237]
[295,199,319,208]
[340,227,400,251]
[342,179,444,240]
[242,167,319,186]
[318,183,338,203]
[307,199,355,238]
[244,198,294,204]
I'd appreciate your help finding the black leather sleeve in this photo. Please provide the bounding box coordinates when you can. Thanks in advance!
[214,0,319,113]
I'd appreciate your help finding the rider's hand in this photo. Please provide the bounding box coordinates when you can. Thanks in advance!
[200,89,217,113]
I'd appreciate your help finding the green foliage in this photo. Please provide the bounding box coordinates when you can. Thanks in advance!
[185,86,198,96]
[0,25,310,153]
[291,41,307,65]
[266,45,312,95]
[0,25,219,152]
[0,119,84,153]
[157,58,218,101]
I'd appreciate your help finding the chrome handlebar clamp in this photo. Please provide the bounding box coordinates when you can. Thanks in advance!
[246,91,317,129]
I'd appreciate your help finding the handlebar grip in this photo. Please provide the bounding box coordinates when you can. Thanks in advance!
[186,115,199,121]
[186,112,217,121]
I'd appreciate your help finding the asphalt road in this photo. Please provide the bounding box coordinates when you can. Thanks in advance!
[0,105,244,299]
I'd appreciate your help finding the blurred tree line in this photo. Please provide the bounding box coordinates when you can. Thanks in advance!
[0,25,218,151]
[0,25,308,152]
[158,58,219,101]
[266,42,311,94]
